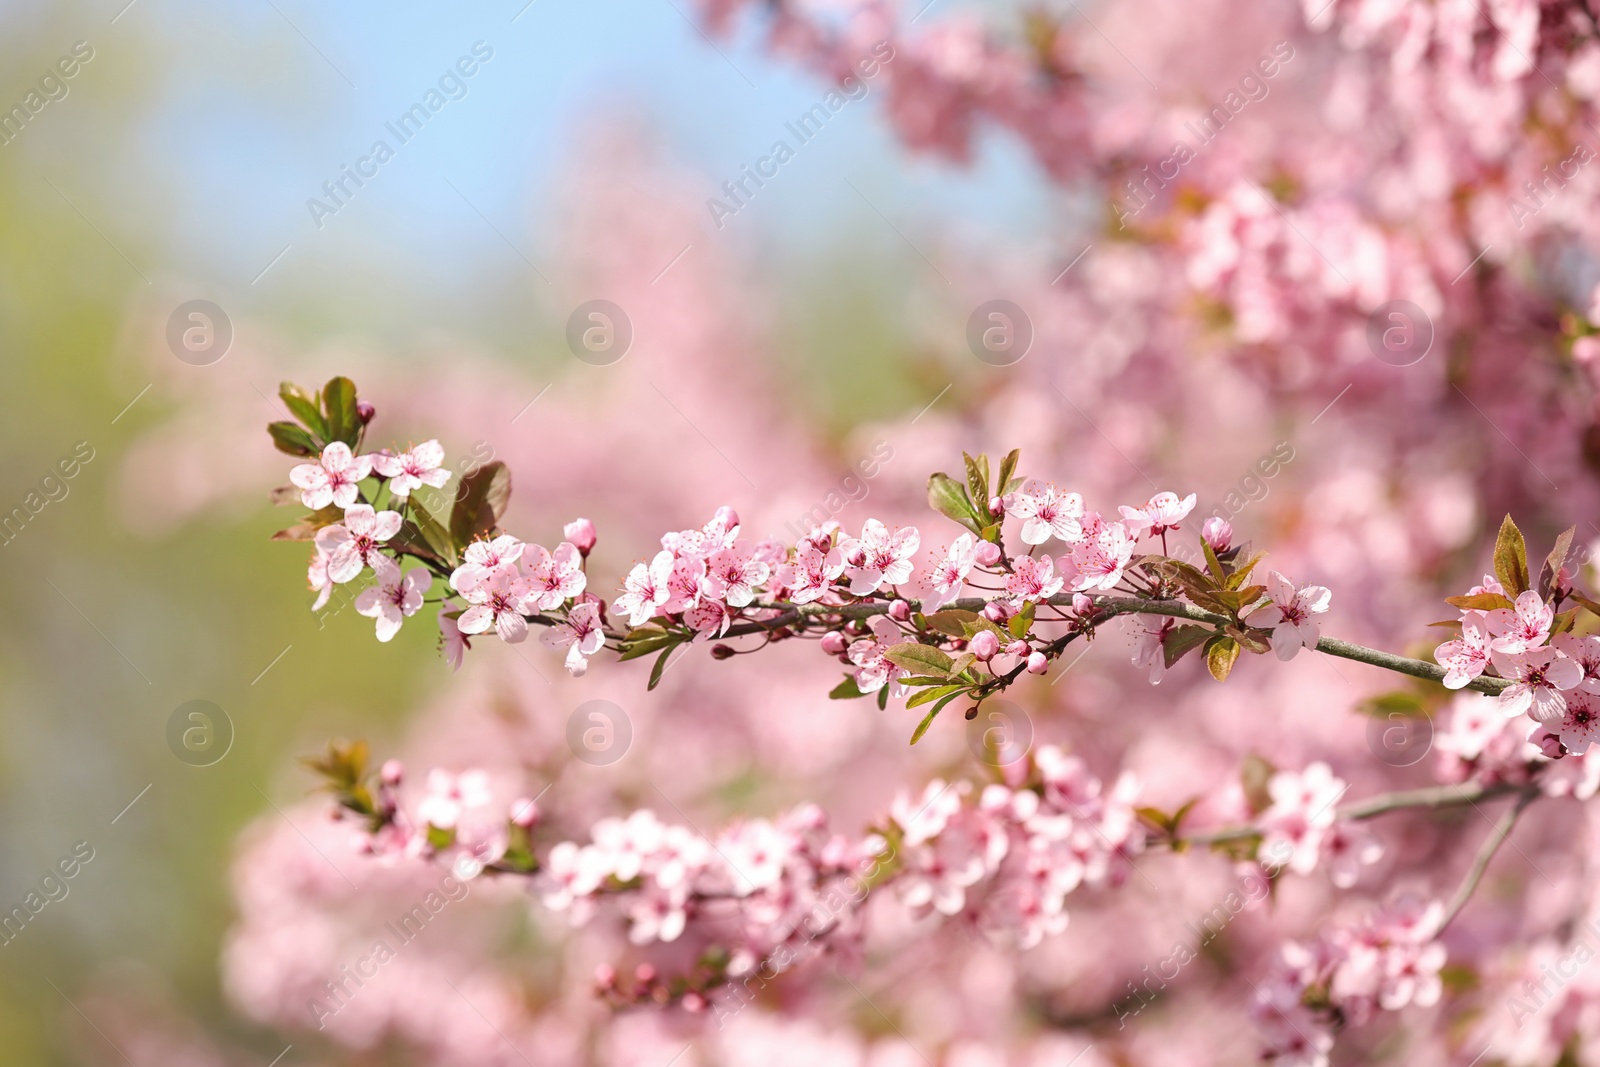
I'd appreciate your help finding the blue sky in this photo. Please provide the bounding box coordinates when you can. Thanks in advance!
[11,0,1054,334]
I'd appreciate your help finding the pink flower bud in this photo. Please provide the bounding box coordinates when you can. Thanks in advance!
[889,599,912,622]
[683,992,707,1013]
[563,517,597,556]
[970,630,1000,660]
[1201,516,1233,553]
[1005,640,1029,657]
[983,599,1014,623]
[988,495,1005,515]
[974,541,1003,567]
[820,631,848,655]
[510,797,539,827]
[594,965,616,989]
[711,643,735,660]
[1026,651,1049,674]
[1071,593,1094,616]
[356,401,376,424]
[713,505,740,529]
[1532,729,1566,760]
[380,759,404,785]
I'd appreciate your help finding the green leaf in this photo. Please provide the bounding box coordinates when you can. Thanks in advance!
[1553,607,1579,635]
[910,691,968,744]
[877,684,890,710]
[927,473,980,532]
[268,421,318,457]
[619,627,677,662]
[1008,602,1036,639]
[1573,592,1600,619]
[963,452,990,515]
[1224,552,1265,589]
[1162,624,1212,668]
[924,609,981,637]
[1201,538,1226,582]
[321,376,360,446]
[279,381,327,440]
[883,642,956,675]
[1205,636,1241,681]
[450,461,513,548]
[829,674,868,699]
[946,652,977,678]
[1541,525,1577,599]
[647,644,677,691]
[996,448,1021,499]
[1445,592,1516,612]
[406,495,458,566]
[906,683,965,709]
[1493,514,1530,597]
[1240,754,1276,815]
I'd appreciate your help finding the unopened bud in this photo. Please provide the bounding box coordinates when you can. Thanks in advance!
[682,992,707,1013]
[1026,651,1049,674]
[1201,516,1233,554]
[888,599,912,622]
[974,541,1002,567]
[982,600,1013,623]
[970,630,1000,660]
[965,705,980,720]
[711,644,736,660]
[356,401,376,425]
[594,965,616,989]
[1005,640,1029,657]
[1072,593,1094,617]
[380,759,404,786]
[713,505,740,530]
[820,631,848,655]
[563,517,597,556]
[988,495,1005,515]
[510,797,539,827]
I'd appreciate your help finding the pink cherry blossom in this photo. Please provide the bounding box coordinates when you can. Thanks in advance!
[307,547,333,611]
[371,439,449,498]
[846,616,908,694]
[1552,631,1600,691]
[1201,516,1233,552]
[315,504,402,584]
[1065,521,1133,592]
[780,543,846,604]
[840,519,919,595]
[1130,617,1175,684]
[1553,688,1600,755]
[288,441,372,510]
[1005,553,1064,606]
[1485,589,1554,653]
[926,533,978,610]
[448,535,525,594]
[416,769,492,830]
[1492,645,1585,721]
[615,550,673,626]
[355,567,433,642]
[1007,479,1084,545]
[456,563,536,643]
[437,601,469,670]
[521,541,587,611]
[1245,571,1332,661]
[1118,491,1198,538]
[661,553,708,614]
[1258,762,1346,876]
[701,542,770,607]
[1434,611,1492,688]
[541,601,605,675]
[563,516,597,555]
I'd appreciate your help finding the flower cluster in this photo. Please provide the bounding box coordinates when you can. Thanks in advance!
[1252,897,1448,1067]
[1257,762,1380,888]
[1433,527,1600,757]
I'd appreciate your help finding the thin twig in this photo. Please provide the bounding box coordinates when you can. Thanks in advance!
[1440,790,1538,929]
